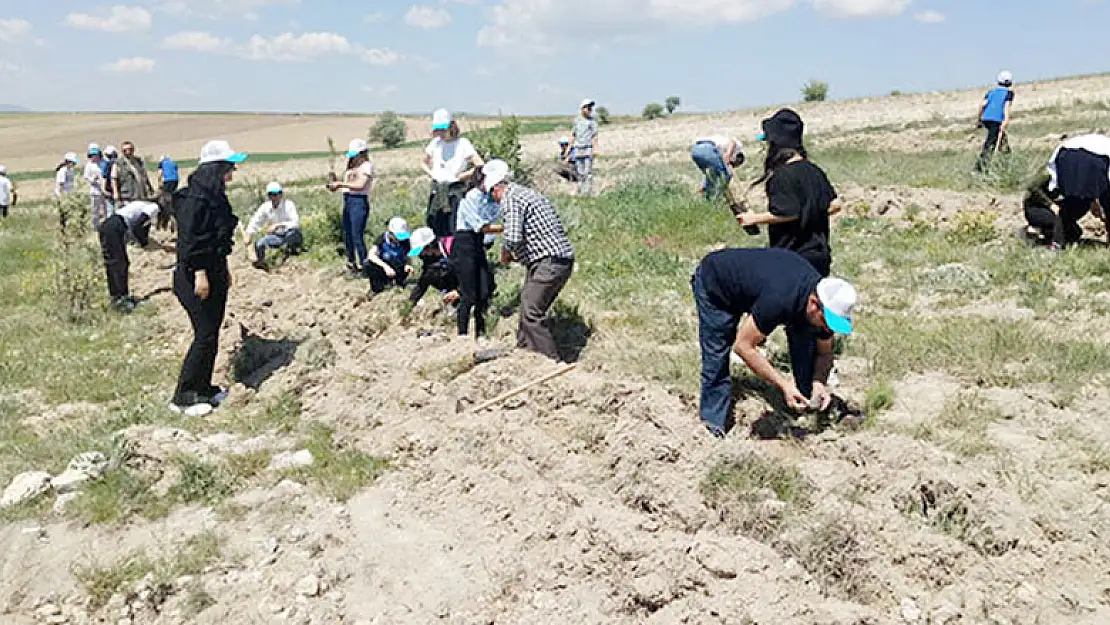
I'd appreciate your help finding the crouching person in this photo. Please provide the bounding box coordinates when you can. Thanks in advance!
[692,247,857,438]
[1036,133,1110,249]
[99,200,170,313]
[408,226,460,307]
[245,182,302,268]
[366,217,413,294]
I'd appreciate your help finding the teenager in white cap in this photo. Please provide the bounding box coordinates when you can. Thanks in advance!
[555,136,578,183]
[98,199,169,313]
[365,216,413,293]
[408,226,460,307]
[327,138,374,275]
[171,139,248,417]
[571,99,599,196]
[54,153,79,198]
[84,144,108,229]
[101,146,118,214]
[692,247,857,438]
[976,70,1015,172]
[0,165,14,219]
[244,182,302,268]
[423,108,484,237]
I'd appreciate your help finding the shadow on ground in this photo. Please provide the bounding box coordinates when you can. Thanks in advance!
[231,327,300,390]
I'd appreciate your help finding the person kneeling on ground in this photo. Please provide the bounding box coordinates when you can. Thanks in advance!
[1030,133,1110,249]
[366,217,413,294]
[692,247,858,439]
[244,182,302,268]
[691,135,744,202]
[99,200,172,313]
[408,227,460,307]
[555,136,579,183]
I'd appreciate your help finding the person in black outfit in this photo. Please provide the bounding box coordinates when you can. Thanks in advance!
[736,109,842,277]
[170,140,248,416]
[451,167,502,336]
[409,227,461,307]
[1024,134,1110,250]
[98,200,170,313]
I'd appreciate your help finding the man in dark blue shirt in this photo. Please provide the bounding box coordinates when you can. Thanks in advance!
[691,248,858,437]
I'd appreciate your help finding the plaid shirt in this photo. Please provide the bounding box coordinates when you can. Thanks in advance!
[501,183,574,266]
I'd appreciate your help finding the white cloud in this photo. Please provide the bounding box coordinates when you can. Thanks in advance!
[163,31,231,52]
[405,5,452,29]
[914,10,946,23]
[65,5,153,32]
[101,57,157,73]
[363,48,402,65]
[243,32,353,61]
[812,0,909,18]
[0,60,23,74]
[364,12,387,23]
[0,18,33,42]
[146,0,298,20]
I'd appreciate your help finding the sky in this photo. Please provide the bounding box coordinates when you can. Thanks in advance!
[0,0,1107,115]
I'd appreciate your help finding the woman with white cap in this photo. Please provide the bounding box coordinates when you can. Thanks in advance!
[423,109,484,237]
[54,152,79,199]
[451,165,502,337]
[84,144,108,229]
[571,99,599,196]
[0,165,14,219]
[327,139,374,275]
[171,139,248,417]
[365,216,413,294]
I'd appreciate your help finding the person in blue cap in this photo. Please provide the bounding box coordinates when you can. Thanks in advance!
[691,247,858,438]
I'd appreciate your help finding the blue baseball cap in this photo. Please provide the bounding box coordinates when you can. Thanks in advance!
[817,278,858,336]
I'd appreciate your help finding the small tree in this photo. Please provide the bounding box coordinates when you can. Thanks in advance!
[665,96,681,114]
[801,80,829,103]
[471,116,533,186]
[370,111,407,149]
[642,102,665,120]
[595,106,611,125]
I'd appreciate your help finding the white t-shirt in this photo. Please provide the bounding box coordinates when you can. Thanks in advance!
[247,199,300,237]
[55,167,74,196]
[83,162,104,197]
[115,201,160,229]
[426,137,478,184]
[0,176,11,206]
[1048,133,1110,192]
[343,161,375,196]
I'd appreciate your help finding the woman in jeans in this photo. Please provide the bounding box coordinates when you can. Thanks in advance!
[329,139,375,275]
[690,136,744,201]
[423,109,484,237]
[451,166,502,337]
[171,140,248,416]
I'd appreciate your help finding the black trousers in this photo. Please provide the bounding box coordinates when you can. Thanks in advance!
[976,121,1010,171]
[366,260,407,294]
[173,260,229,405]
[98,215,130,299]
[163,180,178,194]
[451,231,494,336]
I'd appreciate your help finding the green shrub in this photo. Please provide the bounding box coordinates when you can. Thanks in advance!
[665,96,681,114]
[370,111,407,149]
[595,106,611,125]
[642,102,665,120]
[471,116,533,186]
[802,80,830,102]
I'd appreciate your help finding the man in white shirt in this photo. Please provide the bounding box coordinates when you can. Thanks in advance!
[84,144,108,229]
[0,165,14,219]
[244,182,302,268]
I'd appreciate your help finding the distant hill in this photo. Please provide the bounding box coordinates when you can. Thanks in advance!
[0,104,29,112]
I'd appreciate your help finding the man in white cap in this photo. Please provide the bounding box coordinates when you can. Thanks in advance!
[0,164,14,219]
[483,159,576,360]
[84,143,108,229]
[691,247,858,438]
[243,182,302,269]
[976,70,1014,172]
[571,99,599,196]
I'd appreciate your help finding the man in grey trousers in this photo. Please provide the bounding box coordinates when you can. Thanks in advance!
[572,98,599,196]
[484,159,575,360]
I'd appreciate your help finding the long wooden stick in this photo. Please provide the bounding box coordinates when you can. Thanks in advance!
[471,364,577,412]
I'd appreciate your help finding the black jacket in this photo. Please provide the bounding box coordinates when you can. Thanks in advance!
[410,255,458,304]
[175,165,238,272]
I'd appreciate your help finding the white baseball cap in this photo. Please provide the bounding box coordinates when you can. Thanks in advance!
[0,165,7,175]
[481,159,512,192]
[816,278,858,335]
[160,153,170,161]
[997,70,1013,85]
[87,143,101,156]
[347,138,369,158]
[558,136,570,145]
[431,109,452,131]
[388,216,411,241]
[266,182,283,195]
[64,152,79,164]
[198,140,248,165]
[580,98,596,109]
[407,227,436,257]
[104,145,118,157]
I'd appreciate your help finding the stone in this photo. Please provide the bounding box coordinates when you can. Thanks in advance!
[295,575,321,598]
[900,598,922,623]
[51,470,94,494]
[1,471,52,508]
[288,527,308,543]
[45,615,68,625]
[269,450,314,472]
[53,493,80,515]
[66,452,108,478]
[36,603,62,616]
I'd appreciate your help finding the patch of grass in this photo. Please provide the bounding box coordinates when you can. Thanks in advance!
[785,514,879,602]
[170,458,237,506]
[70,471,171,525]
[862,379,895,424]
[913,392,1003,458]
[74,551,153,609]
[286,424,389,502]
[182,582,216,616]
[215,390,303,436]
[225,450,271,481]
[701,454,810,540]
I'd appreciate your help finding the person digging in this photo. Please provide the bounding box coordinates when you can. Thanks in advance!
[692,247,858,439]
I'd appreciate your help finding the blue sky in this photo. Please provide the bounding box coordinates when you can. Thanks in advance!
[0,0,1107,115]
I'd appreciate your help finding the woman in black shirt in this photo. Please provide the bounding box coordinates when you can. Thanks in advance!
[171,140,248,416]
[735,109,841,277]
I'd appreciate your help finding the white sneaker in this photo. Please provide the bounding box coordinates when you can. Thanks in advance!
[169,402,213,417]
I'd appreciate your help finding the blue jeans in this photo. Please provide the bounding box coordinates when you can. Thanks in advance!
[692,268,818,435]
[342,194,369,269]
[691,142,731,201]
[254,228,303,263]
